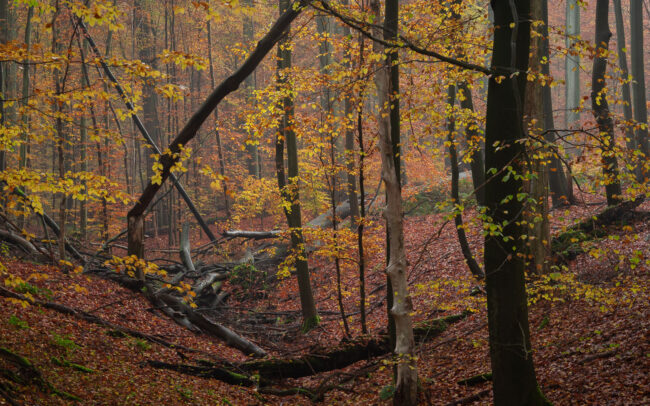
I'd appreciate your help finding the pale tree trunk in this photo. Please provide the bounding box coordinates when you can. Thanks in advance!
[525,0,550,274]
[484,1,550,404]
[613,0,636,152]
[371,1,417,404]
[565,0,581,128]
[276,0,319,331]
[592,0,622,206]
[19,6,34,171]
[630,0,650,181]
[541,0,573,206]
[243,0,259,178]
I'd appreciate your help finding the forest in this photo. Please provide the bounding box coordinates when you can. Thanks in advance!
[0,0,648,404]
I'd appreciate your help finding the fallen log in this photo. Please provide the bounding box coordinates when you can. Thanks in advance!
[88,268,266,357]
[154,312,471,385]
[552,197,645,260]
[445,389,491,406]
[0,230,46,259]
[457,372,492,386]
[223,230,282,240]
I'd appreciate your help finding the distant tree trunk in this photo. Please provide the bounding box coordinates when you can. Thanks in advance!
[207,21,230,218]
[446,85,485,280]
[456,82,486,206]
[484,1,550,404]
[341,0,360,228]
[371,0,418,403]
[630,0,650,181]
[541,0,573,207]
[51,1,67,261]
[79,39,89,242]
[591,0,622,206]
[612,0,636,153]
[525,0,551,274]
[243,0,259,178]
[356,31,368,335]
[0,0,10,172]
[276,0,319,332]
[565,0,581,128]
[19,6,34,172]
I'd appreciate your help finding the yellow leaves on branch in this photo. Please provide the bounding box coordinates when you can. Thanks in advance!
[150,145,192,185]
[158,49,208,71]
[68,0,125,30]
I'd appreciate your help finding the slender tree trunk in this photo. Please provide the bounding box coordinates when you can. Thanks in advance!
[447,85,485,280]
[613,0,636,153]
[592,0,622,206]
[484,1,550,404]
[276,0,319,331]
[357,31,368,335]
[243,0,259,178]
[371,1,417,403]
[541,0,573,207]
[630,0,650,181]
[565,0,581,128]
[19,6,33,171]
[207,21,230,218]
[341,0,360,228]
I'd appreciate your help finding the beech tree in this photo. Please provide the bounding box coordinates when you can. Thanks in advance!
[484,0,550,404]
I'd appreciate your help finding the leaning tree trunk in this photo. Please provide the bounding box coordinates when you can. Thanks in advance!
[484,1,550,404]
[630,0,650,181]
[591,0,622,206]
[371,0,418,404]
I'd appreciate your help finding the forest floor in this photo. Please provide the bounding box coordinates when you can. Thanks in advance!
[1,191,649,405]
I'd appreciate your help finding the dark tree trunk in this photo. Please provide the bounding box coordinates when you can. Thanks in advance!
[630,0,650,181]
[276,0,319,331]
[591,0,622,206]
[612,0,636,153]
[484,1,550,404]
[447,86,484,280]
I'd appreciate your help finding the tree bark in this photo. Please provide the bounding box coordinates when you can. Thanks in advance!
[276,0,319,331]
[447,85,485,280]
[612,0,636,153]
[126,0,308,231]
[630,0,650,181]
[565,0,581,128]
[591,0,622,206]
[484,1,550,404]
[371,0,418,403]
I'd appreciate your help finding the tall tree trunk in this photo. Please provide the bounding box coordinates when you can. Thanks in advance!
[565,0,581,128]
[341,0,360,228]
[276,0,319,332]
[382,0,401,353]
[525,0,550,274]
[612,0,636,153]
[630,0,650,181]
[51,1,67,262]
[447,85,485,280]
[19,6,34,171]
[592,0,622,206]
[484,1,550,404]
[207,20,230,218]
[243,0,259,178]
[0,0,10,172]
[371,1,418,404]
[356,31,368,335]
[541,0,573,207]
